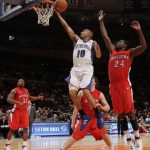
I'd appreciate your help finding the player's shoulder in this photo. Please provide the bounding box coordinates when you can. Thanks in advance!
[10,88,17,94]
[24,88,29,92]
[95,89,102,95]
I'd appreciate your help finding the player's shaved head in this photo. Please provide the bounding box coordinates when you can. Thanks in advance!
[17,79,25,88]
[80,29,93,39]
[115,40,128,51]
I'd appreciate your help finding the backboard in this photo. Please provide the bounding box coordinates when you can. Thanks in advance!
[0,0,40,21]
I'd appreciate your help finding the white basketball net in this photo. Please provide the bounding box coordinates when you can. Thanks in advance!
[33,1,55,27]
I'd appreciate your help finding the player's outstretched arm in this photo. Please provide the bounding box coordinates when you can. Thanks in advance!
[56,11,79,43]
[99,92,110,112]
[30,95,44,101]
[98,10,115,53]
[7,89,23,106]
[93,42,102,58]
[130,21,147,57]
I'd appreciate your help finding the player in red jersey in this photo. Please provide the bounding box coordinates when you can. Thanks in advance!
[98,10,147,150]
[5,79,44,150]
[61,77,114,150]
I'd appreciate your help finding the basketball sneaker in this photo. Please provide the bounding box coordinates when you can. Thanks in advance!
[22,145,28,150]
[5,144,11,150]
[127,138,135,150]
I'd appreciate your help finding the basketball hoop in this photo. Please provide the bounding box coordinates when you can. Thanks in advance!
[32,0,56,27]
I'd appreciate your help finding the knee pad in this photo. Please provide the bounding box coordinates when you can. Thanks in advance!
[130,118,139,131]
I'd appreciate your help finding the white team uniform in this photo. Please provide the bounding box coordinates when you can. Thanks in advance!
[66,38,95,90]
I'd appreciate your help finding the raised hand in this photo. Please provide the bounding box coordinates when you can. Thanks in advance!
[131,20,141,31]
[98,10,105,21]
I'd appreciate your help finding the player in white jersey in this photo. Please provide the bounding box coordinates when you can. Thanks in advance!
[56,12,101,116]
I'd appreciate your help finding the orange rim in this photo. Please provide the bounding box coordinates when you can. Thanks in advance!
[40,0,54,4]
[30,0,54,10]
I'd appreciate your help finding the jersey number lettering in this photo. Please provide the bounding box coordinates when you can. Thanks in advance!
[23,98,28,104]
[114,60,124,68]
[77,50,85,57]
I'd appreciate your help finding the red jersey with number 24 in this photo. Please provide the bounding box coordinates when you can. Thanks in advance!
[108,49,132,84]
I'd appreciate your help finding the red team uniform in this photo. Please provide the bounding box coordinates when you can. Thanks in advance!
[72,89,107,141]
[108,49,134,114]
[9,87,30,130]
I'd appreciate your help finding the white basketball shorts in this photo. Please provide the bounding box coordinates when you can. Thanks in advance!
[65,65,94,91]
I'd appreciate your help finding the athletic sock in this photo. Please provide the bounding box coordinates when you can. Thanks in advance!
[6,139,10,145]
[22,141,27,146]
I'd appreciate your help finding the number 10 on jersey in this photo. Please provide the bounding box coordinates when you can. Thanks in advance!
[77,50,85,57]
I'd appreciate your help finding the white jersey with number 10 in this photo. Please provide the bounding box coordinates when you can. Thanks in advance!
[73,38,95,66]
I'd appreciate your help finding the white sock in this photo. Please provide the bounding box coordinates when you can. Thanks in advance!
[6,139,10,145]
[22,141,27,146]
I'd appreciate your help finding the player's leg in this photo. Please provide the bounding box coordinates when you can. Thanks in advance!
[62,136,76,150]
[5,129,15,150]
[82,88,97,108]
[127,112,142,150]
[62,119,90,150]
[22,128,28,150]
[80,67,97,109]
[6,110,19,150]
[101,134,114,150]
[66,69,85,115]
[119,114,135,150]
[69,85,85,116]
[69,87,82,110]
[90,123,114,150]
[21,110,29,150]
[124,86,142,149]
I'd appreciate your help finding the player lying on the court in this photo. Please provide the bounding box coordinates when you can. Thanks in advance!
[56,11,102,119]
[98,10,147,150]
[61,77,114,150]
[5,79,44,150]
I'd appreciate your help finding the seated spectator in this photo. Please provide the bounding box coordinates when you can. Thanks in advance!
[0,115,9,138]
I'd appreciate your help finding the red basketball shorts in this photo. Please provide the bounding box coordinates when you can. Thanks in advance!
[109,82,134,114]
[9,109,29,130]
[72,118,107,141]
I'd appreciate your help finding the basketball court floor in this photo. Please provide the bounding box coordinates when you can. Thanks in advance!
[0,133,150,150]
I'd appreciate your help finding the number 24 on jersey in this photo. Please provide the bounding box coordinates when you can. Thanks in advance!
[114,60,125,68]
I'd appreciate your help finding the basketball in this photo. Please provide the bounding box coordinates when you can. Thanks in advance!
[55,0,68,12]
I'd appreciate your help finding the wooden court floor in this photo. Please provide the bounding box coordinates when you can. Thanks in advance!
[0,133,150,150]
